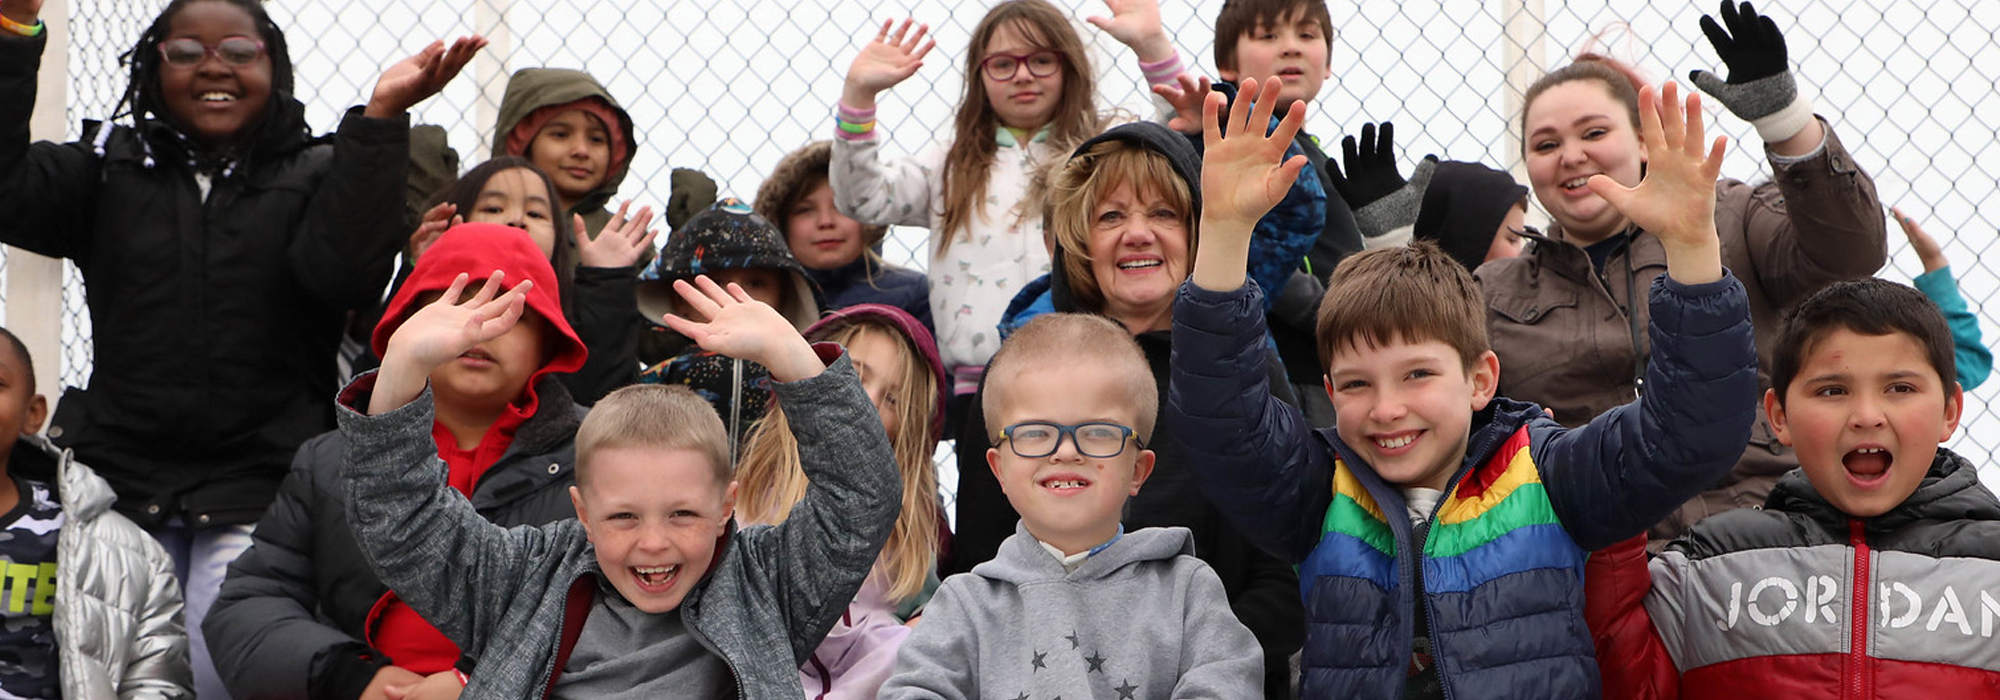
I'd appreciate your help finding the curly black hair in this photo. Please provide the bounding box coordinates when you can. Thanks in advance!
[114,0,295,129]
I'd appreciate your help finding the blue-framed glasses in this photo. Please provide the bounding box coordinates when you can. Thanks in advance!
[997,421,1144,459]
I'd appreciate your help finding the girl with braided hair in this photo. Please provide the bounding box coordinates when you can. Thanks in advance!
[0,1,481,695]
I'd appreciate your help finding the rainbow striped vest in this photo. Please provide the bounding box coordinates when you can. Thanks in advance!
[1296,425,1602,699]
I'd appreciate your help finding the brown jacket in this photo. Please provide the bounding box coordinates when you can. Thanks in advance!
[1475,119,1884,549]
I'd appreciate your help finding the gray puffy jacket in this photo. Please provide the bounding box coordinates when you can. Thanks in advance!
[15,434,192,699]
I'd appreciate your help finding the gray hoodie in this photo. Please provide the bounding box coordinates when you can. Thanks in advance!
[880,524,1262,700]
[337,351,898,700]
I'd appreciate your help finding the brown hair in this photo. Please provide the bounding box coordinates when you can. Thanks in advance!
[576,384,732,489]
[754,141,892,269]
[734,320,940,601]
[937,0,1100,259]
[1316,242,1490,371]
[1047,140,1197,313]
[1771,278,1958,406]
[982,314,1158,440]
[1213,0,1334,74]
[1520,53,1644,152]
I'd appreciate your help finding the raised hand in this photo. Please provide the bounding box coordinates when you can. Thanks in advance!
[660,276,824,382]
[1152,73,1213,135]
[842,20,935,111]
[407,202,461,262]
[1202,76,1309,233]
[1891,206,1949,273]
[370,271,530,414]
[1327,122,1406,208]
[0,0,43,26]
[1687,1,1815,146]
[365,36,488,119]
[1191,76,1308,292]
[1585,82,1727,284]
[1085,0,1173,63]
[575,200,659,269]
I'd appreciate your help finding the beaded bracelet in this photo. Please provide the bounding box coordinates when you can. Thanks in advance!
[0,14,43,37]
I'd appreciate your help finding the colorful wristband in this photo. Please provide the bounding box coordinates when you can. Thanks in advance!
[836,118,876,135]
[1139,52,1184,86]
[0,14,43,37]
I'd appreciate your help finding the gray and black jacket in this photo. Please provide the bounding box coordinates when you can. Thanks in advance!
[337,347,898,700]
[204,378,583,700]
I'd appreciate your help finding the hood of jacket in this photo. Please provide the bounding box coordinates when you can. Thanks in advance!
[1411,160,1527,273]
[491,67,637,214]
[637,199,820,331]
[805,303,948,443]
[753,140,889,248]
[973,522,1195,585]
[1764,447,1997,532]
[373,223,588,411]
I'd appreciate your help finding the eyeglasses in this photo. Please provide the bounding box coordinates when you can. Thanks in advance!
[980,51,1063,82]
[996,421,1144,459]
[158,37,265,68]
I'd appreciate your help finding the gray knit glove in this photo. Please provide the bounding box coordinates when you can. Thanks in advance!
[1688,1,1814,143]
[666,168,720,231]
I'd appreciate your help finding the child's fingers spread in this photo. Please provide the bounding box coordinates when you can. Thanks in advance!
[438,272,472,305]
[673,279,725,319]
[912,39,936,62]
[1682,89,1706,153]
[660,313,704,340]
[1705,136,1728,179]
[1227,78,1255,136]
[1201,91,1225,145]
[872,19,892,41]
[724,282,756,305]
[692,275,735,306]
[468,270,508,306]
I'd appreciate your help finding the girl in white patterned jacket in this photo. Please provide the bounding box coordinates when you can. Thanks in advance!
[830,0,1186,405]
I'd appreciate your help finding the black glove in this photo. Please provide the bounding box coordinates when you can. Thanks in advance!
[1327,122,1404,208]
[1688,1,1811,141]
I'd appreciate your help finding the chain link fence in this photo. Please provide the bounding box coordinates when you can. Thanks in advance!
[5,0,1997,505]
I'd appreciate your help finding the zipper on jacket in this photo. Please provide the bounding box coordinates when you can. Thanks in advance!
[1419,466,1471,700]
[1846,518,1870,700]
[683,606,748,700]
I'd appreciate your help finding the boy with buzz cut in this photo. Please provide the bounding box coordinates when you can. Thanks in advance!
[880,313,1263,700]
[337,271,898,699]
[1587,277,1994,698]
[1170,77,1760,699]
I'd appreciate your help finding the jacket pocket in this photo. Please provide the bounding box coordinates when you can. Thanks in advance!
[1487,286,1583,389]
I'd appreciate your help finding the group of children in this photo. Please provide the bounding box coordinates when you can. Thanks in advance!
[0,0,1993,698]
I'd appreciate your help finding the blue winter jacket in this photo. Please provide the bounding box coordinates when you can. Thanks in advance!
[1165,272,1758,700]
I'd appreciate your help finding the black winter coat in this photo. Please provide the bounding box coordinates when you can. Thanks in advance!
[0,33,412,527]
[203,378,583,700]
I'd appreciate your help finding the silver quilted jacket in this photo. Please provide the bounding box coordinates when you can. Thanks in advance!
[26,434,192,699]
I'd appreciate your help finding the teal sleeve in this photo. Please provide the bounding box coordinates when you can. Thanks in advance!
[1914,266,1992,390]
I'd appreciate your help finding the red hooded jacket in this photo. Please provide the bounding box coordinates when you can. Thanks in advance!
[365,223,587,673]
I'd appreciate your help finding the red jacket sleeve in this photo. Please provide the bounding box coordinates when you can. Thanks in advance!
[1587,533,1681,700]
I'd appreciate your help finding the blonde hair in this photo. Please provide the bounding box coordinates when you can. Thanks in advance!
[937,0,1101,259]
[576,384,732,488]
[734,322,941,601]
[1047,140,1197,313]
[982,314,1158,440]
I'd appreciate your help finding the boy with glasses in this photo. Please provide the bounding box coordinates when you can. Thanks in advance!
[879,313,1261,700]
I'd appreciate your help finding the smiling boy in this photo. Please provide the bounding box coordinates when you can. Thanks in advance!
[1587,278,1998,698]
[338,271,898,699]
[880,313,1262,700]
[1169,78,1760,699]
